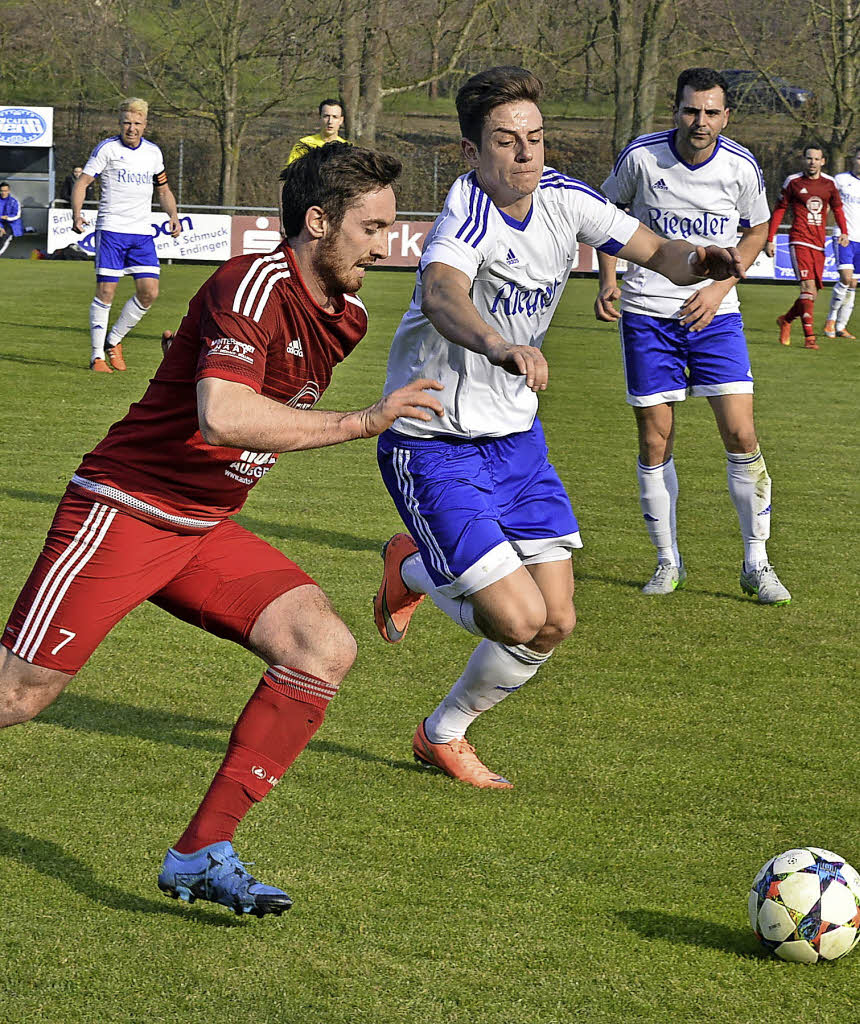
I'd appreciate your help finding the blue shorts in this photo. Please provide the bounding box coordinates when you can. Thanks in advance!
[833,237,860,274]
[377,421,581,598]
[95,229,159,281]
[619,311,753,407]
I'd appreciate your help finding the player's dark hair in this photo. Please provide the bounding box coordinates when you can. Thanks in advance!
[456,66,543,148]
[803,143,824,157]
[674,67,729,107]
[318,98,344,116]
[279,142,401,237]
[0,182,8,188]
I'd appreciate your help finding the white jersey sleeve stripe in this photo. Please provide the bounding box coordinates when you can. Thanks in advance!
[231,251,287,315]
[251,269,291,323]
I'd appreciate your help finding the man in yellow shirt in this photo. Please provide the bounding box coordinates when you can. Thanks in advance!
[287,100,349,164]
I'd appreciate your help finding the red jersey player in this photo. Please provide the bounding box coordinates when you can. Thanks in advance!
[0,143,443,917]
[766,145,848,349]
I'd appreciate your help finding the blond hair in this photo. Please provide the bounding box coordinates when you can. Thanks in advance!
[119,97,149,119]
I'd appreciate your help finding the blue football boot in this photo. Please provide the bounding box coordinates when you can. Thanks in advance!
[158,841,292,917]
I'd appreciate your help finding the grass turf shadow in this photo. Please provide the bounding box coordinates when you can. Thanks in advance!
[617,908,763,959]
[0,825,242,925]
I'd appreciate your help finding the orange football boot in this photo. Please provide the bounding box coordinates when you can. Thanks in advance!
[836,328,856,339]
[776,315,791,346]
[105,343,127,371]
[373,533,425,643]
[90,357,112,373]
[804,337,819,350]
[824,319,836,338]
[412,720,513,789]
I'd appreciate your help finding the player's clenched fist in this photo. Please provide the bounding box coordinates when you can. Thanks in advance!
[359,379,444,437]
[690,244,745,281]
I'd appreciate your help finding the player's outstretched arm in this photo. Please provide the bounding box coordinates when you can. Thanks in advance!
[421,262,548,391]
[619,224,745,286]
[197,377,443,453]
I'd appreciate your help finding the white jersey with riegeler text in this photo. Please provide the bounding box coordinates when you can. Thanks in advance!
[834,172,860,240]
[602,130,770,319]
[384,168,639,439]
[83,136,165,234]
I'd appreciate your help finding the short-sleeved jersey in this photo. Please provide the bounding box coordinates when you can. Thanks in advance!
[83,136,166,233]
[834,172,860,241]
[70,245,368,532]
[602,130,769,319]
[384,168,638,439]
[767,172,846,250]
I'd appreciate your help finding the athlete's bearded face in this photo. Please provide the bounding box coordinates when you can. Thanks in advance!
[803,148,825,178]
[463,101,544,215]
[314,186,396,296]
[120,112,147,149]
[673,86,729,164]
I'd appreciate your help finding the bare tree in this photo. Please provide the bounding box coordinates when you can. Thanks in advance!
[610,0,676,153]
[339,0,492,145]
[126,0,339,205]
[703,0,859,166]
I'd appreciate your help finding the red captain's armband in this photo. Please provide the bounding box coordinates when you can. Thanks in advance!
[154,170,169,188]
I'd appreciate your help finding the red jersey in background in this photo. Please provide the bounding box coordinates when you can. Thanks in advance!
[768,172,847,250]
[71,245,368,531]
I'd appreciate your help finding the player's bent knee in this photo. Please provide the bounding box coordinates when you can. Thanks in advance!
[480,606,547,647]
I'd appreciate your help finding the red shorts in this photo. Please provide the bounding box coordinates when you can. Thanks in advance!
[2,492,316,674]
[790,244,825,289]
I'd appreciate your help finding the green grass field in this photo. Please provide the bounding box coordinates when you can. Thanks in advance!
[0,262,857,1024]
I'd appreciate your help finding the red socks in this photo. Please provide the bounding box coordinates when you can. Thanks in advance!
[785,295,816,339]
[173,666,338,853]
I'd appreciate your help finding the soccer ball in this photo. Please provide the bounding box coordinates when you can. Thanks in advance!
[748,847,860,963]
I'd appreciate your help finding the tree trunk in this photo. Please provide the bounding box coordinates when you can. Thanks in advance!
[828,0,857,168]
[340,0,362,138]
[631,0,672,138]
[357,0,387,145]
[611,0,637,154]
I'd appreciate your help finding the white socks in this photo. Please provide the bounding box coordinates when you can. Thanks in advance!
[726,448,771,569]
[837,287,856,332]
[637,457,681,565]
[424,639,552,743]
[829,282,857,331]
[89,298,112,361]
[828,281,848,321]
[106,295,149,347]
[401,552,484,636]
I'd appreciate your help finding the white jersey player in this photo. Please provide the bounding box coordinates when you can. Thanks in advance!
[595,66,790,606]
[72,98,181,373]
[825,148,860,339]
[372,66,745,791]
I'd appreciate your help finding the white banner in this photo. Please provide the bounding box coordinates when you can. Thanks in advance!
[48,209,232,261]
[0,106,53,147]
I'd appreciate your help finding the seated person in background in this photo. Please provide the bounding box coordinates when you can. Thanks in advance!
[0,182,23,255]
